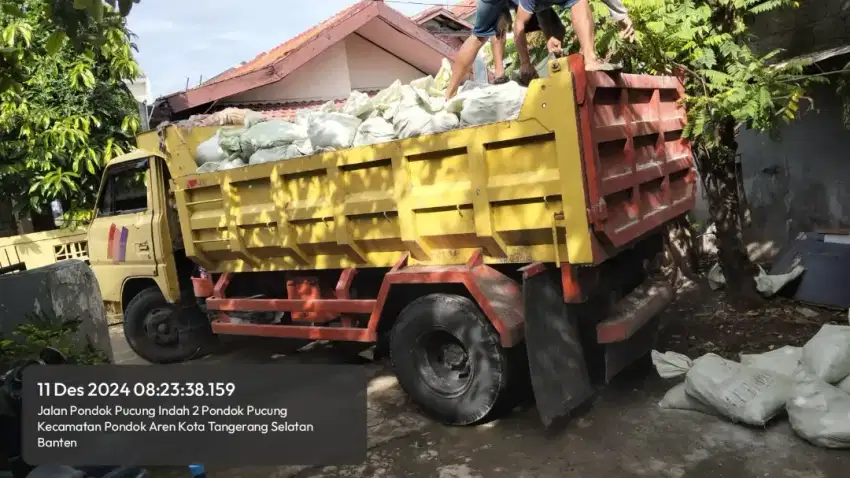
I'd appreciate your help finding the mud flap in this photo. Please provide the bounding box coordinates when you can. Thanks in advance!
[523,270,594,427]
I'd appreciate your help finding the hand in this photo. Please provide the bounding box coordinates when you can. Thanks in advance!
[519,62,537,86]
[546,37,563,55]
[618,17,636,43]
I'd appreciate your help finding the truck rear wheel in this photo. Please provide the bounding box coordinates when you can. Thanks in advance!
[123,287,213,364]
[390,293,517,425]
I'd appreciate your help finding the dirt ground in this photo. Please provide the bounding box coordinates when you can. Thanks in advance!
[110,284,850,478]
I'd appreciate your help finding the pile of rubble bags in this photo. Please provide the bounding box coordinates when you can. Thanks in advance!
[191,59,528,173]
[652,324,850,448]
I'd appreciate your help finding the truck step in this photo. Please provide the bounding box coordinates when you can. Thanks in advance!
[596,279,673,344]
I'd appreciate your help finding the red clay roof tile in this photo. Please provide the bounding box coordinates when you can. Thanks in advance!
[449,0,477,19]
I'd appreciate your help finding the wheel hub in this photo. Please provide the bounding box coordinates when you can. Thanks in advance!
[418,331,472,397]
[143,309,180,346]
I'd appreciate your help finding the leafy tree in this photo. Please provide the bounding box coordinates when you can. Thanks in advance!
[507,0,817,304]
[0,0,141,226]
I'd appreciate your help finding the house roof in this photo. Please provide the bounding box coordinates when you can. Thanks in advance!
[159,0,457,114]
[412,6,473,30]
[449,0,477,20]
[214,90,380,121]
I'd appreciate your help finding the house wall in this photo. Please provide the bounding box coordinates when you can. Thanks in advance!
[224,35,428,104]
[692,83,850,253]
[227,42,352,103]
[345,34,424,90]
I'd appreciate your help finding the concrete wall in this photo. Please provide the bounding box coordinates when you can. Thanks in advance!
[0,260,113,362]
[692,83,850,253]
[750,0,850,56]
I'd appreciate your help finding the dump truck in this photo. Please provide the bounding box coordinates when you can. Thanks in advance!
[86,55,696,426]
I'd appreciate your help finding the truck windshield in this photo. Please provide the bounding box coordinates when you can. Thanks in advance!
[96,158,150,217]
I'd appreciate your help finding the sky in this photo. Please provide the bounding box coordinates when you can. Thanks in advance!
[125,0,454,99]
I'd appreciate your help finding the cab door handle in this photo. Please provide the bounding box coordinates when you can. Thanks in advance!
[136,241,150,252]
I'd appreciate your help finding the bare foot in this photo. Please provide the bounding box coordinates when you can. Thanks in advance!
[585,58,623,71]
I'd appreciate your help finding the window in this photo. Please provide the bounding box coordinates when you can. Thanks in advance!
[96,158,150,217]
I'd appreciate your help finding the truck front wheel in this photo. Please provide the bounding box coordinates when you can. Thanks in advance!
[390,293,518,425]
[123,287,213,364]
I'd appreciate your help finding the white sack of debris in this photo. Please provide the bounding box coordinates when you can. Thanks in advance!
[787,366,850,448]
[707,262,805,297]
[652,350,793,426]
[801,324,850,384]
[192,58,528,172]
[657,382,720,416]
[740,346,802,377]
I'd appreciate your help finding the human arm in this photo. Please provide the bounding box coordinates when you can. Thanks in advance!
[600,0,635,41]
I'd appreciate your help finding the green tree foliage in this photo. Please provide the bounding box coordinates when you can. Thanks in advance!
[508,0,817,303]
[0,0,141,224]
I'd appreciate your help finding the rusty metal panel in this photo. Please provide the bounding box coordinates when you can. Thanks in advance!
[569,56,697,249]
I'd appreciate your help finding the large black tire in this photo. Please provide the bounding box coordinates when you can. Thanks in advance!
[123,287,214,364]
[390,293,519,425]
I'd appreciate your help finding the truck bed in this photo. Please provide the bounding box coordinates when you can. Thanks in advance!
[146,57,696,273]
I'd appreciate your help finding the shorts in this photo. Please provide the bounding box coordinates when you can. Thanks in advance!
[471,0,511,38]
[517,0,579,15]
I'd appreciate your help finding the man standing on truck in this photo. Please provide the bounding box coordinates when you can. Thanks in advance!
[445,0,635,99]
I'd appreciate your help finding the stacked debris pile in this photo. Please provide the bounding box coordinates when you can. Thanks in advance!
[653,323,850,449]
[190,59,529,173]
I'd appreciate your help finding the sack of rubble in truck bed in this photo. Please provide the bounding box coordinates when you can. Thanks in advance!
[240,119,311,159]
[787,366,850,448]
[182,107,268,128]
[651,350,793,426]
[444,81,527,127]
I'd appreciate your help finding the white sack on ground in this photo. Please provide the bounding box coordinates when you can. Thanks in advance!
[740,346,802,377]
[307,112,362,150]
[652,350,792,426]
[460,81,527,126]
[787,367,850,448]
[684,353,792,426]
[651,350,693,379]
[658,382,720,416]
[837,374,850,393]
[707,263,805,296]
[240,120,309,158]
[195,131,227,165]
[353,117,396,147]
[801,324,850,383]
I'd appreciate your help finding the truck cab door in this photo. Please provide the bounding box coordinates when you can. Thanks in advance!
[88,157,157,306]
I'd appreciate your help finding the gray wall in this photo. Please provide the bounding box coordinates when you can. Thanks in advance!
[749,0,850,57]
[693,83,850,251]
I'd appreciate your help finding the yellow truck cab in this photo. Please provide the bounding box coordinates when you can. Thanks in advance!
[87,56,696,427]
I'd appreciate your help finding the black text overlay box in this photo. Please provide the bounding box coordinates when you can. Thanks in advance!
[23,365,366,466]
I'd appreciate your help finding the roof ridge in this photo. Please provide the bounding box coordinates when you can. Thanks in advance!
[197,0,374,90]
